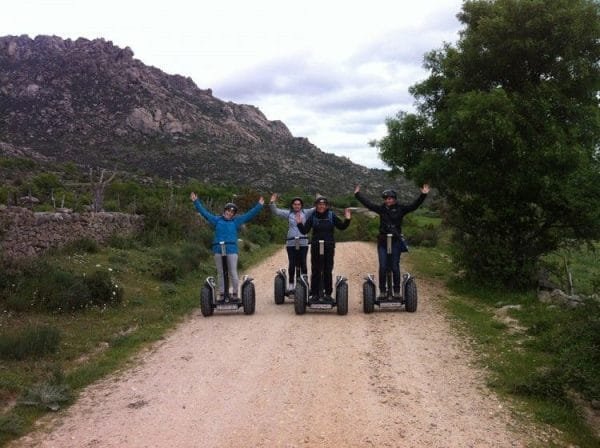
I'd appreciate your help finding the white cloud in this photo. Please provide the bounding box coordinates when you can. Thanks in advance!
[2,0,465,169]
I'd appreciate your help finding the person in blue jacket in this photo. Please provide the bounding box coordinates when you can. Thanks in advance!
[269,193,314,290]
[190,192,264,299]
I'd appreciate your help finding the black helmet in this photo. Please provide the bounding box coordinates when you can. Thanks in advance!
[290,197,304,208]
[223,202,238,213]
[381,189,397,199]
[314,196,329,205]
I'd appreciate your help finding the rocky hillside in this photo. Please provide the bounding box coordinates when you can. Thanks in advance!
[0,35,416,198]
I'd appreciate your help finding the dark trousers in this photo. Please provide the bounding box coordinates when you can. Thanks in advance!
[377,240,402,293]
[310,243,335,296]
[286,246,308,283]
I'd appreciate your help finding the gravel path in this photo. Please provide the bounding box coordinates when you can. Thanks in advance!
[12,242,533,447]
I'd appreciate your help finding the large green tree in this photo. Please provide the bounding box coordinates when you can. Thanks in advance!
[375,0,600,287]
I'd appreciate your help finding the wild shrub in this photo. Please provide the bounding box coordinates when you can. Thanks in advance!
[19,371,71,411]
[0,414,24,436]
[83,270,124,307]
[0,325,61,360]
[65,237,99,254]
[149,243,206,282]
[519,300,600,403]
[0,260,123,312]
[178,242,208,273]
[149,248,181,282]
[407,224,439,247]
[108,234,137,250]
[246,224,270,246]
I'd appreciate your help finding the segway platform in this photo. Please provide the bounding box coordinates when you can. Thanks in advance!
[200,275,256,316]
[274,236,308,304]
[362,273,417,313]
[294,273,348,315]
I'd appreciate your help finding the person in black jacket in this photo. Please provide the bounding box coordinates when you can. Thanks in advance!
[296,196,351,299]
[354,184,429,299]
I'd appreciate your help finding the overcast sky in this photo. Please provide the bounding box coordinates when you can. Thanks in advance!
[2,0,465,169]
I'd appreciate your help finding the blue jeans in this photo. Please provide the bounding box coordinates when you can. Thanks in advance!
[377,240,401,293]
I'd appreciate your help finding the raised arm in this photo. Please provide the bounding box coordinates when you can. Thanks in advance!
[269,193,288,218]
[190,192,217,224]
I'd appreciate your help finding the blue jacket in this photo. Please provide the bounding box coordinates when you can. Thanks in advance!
[193,199,264,254]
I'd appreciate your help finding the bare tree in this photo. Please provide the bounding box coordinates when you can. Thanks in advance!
[90,168,117,212]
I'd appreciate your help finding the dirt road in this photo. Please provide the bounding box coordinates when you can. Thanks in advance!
[13,242,533,447]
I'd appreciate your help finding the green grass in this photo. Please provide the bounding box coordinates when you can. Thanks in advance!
[406,236,600,448]
[541,243,600,296]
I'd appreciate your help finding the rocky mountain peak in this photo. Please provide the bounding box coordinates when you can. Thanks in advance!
[0,34,414,197]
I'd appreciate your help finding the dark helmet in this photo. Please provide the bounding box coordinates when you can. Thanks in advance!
[314,196,329,205]
[223,202,238,213]
[381,189,397,199]
[290,197,304,208]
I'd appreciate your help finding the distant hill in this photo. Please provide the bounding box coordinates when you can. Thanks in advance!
[0,35,417,198]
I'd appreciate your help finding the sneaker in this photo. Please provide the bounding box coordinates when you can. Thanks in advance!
[218,293,225,303]
[393,289,401,300]
[231,293,238,301]
[378,290,387,300]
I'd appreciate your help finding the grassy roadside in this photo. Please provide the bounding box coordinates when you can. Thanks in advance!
[0,241,279,446]
[406,238,600,448]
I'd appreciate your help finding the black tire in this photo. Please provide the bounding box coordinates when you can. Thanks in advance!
[274,274,286,305]
[336,281,348,315]
[294,283,306,315]
[242,282,256,315]
[363,281,375,314]
[404,278,418,312]
[200,284,213,317]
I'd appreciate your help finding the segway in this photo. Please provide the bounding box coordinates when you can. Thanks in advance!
[363,234,417,313]
[274,236,307,304]
[200,241,256,317]
[294,240,348,315]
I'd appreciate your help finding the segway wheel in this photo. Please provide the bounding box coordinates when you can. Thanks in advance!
[362,281,375,314]
[404,278,418,312]
[336,281,348,315]
[274,273,286,305]
[242,282,256,315]
[200,284,214,317]
[294,283,306,315]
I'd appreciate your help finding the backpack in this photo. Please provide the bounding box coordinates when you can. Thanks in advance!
[312,210,334,226]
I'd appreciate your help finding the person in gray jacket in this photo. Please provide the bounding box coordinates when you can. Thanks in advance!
[269,193,314,290]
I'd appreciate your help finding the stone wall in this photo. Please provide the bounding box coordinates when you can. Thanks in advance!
[0,206,144,260]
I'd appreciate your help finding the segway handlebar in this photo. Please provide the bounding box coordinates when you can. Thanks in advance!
[287,235,308,250]
[212,241,237,256]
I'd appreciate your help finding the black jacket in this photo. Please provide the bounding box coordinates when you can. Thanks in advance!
[297,209,350,243]
[355,191,427,238]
